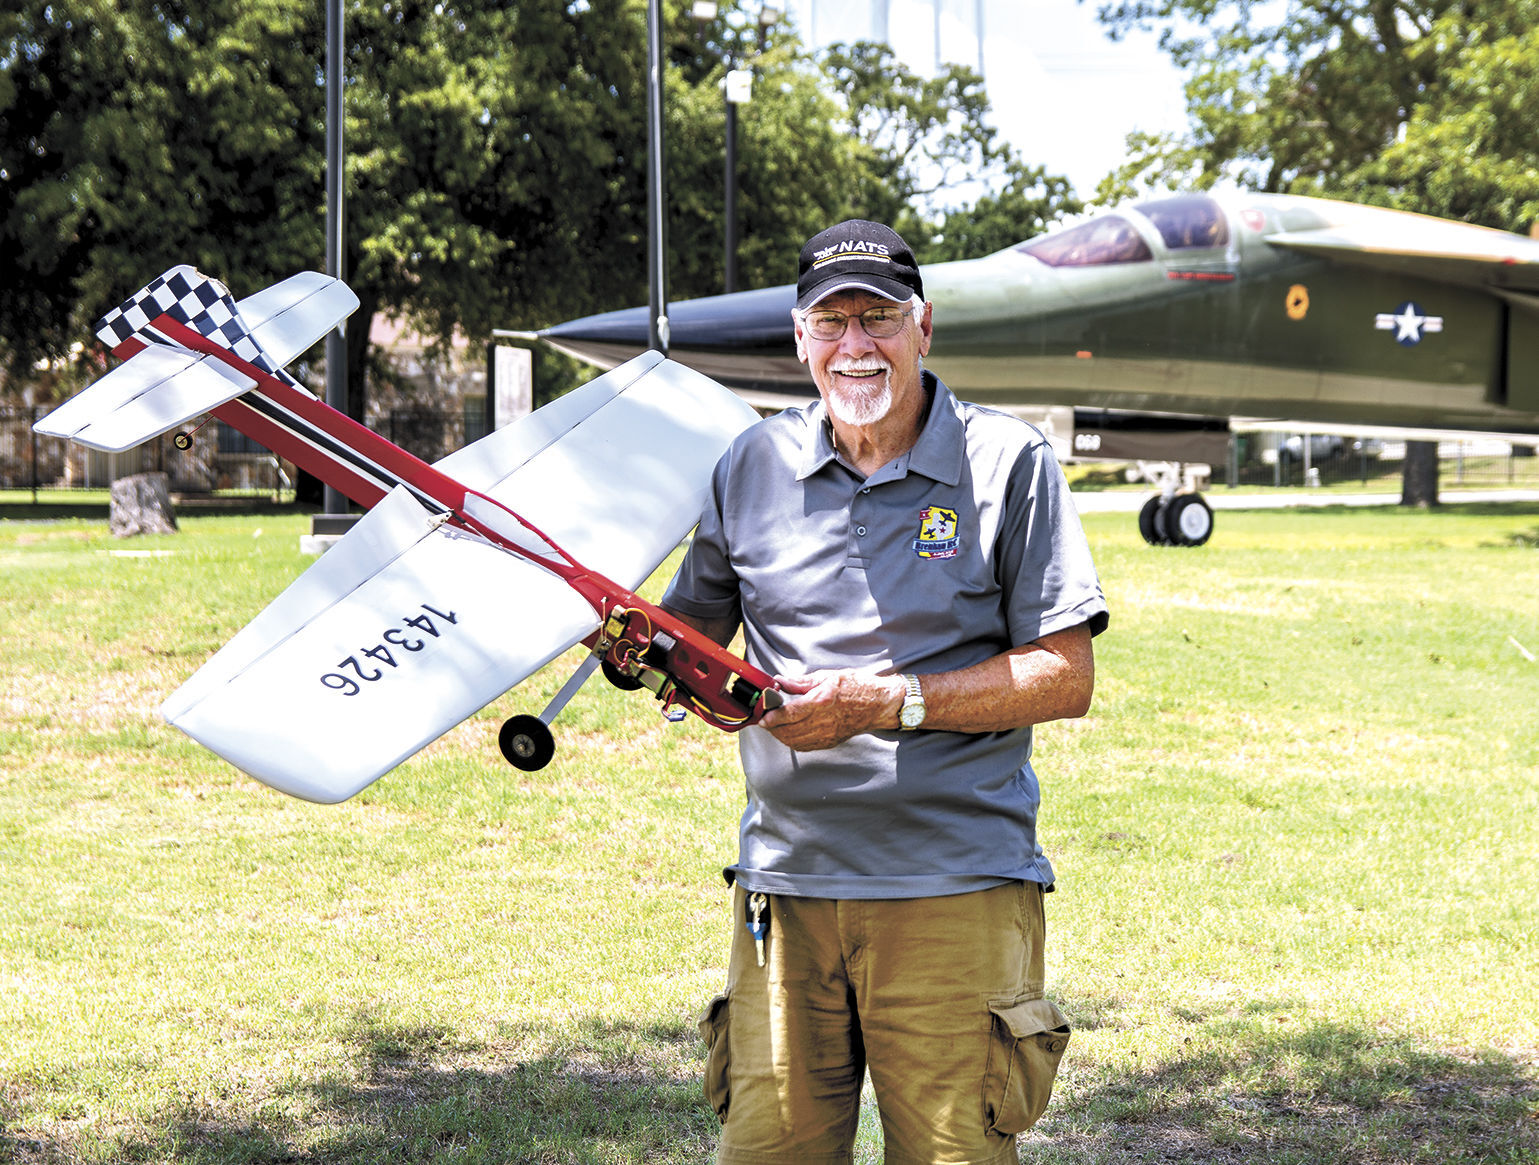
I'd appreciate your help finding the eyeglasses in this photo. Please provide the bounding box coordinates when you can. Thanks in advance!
[799,304,914,341]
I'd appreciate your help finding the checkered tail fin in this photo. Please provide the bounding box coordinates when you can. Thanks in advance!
[94,265,299,387]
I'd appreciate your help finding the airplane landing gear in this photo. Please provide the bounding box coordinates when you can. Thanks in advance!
[500,714,556,771]
[498,651,605,772]
[1139,492,1214,547]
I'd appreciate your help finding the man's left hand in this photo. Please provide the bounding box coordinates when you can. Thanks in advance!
[757,670,905,751]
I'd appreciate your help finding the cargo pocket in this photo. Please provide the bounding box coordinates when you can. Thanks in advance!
[982,995,1071,1136]
[697,992,732,1124]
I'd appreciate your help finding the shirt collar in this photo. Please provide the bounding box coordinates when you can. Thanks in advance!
[796,370,964,486]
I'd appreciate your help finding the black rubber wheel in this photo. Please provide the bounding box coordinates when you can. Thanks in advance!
[601,658,645,691]
[1165,493,1214,547]
[1138,495,1170,546]
[499,714,555,771]
[173,431,194,451]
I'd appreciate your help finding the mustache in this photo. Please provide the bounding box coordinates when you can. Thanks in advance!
[830,357,892,374]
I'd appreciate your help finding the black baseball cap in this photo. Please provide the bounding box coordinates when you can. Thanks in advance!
[795,220,924,310]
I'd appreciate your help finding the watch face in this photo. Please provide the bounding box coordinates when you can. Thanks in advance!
[901,702,925,729]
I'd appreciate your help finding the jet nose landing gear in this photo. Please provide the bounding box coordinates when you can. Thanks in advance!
[1139,492,1214,547]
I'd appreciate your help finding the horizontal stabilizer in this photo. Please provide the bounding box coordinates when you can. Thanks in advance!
[35,268,359,454]
[163,486,599,803]
[31,345,255,453]
[234,272,359,368]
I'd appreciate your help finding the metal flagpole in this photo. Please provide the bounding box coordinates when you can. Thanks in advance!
[323,0,348,516]
[646,0,670,354]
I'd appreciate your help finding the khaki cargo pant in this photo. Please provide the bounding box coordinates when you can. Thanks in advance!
[698,881,1070,1165]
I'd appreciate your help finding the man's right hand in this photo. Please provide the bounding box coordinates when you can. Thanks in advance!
[757,670,906,751]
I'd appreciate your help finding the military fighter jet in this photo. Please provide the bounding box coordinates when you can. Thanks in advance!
[537,192,1539,545]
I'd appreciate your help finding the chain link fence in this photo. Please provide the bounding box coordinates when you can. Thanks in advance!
[8,405,1537,501]
[1221,434,1539,489]
[5,403,490,502]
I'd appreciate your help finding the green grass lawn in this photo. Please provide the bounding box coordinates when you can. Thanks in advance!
[2,502,1536,1164]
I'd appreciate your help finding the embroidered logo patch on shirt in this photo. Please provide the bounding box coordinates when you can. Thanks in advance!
[912,505,960,559]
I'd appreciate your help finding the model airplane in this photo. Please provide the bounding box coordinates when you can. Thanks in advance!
[36,267,783,802]
[537,192,1539,545]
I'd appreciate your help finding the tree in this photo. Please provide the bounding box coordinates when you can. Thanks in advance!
[663,16,877,297]
[1095,0,1454,196]
[665,22,1079,285]
[1,1,884,408]
[1094,0,1539,224]
[1356,13,1539,229]
[922,164,1081,263]
[1400,441,1439,507]
[2,0,1078,421]
[818,42,1028,238]
[1,0,322,385]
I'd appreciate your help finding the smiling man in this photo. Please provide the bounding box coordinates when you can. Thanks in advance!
[663,220,1109,1165]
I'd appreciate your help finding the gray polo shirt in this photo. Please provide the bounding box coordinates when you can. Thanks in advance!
[663,373,1108,899]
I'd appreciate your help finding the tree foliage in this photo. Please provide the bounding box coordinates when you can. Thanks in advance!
[0,0,324,384]
[818,42,1008,230]
[922,164,1081,262]
[2,0,1075,410]
[1094,0,1539,235]
[1360,13,1539,228]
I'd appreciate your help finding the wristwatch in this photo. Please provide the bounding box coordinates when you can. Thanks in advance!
[898,674,926,730]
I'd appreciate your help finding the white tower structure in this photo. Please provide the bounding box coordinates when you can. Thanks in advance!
[783,0,986,74]
[780,0,1188,195]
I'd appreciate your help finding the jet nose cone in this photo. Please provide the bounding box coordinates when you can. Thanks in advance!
[541,304,652,346]
[538,304,654,370]
[539,286,803,392]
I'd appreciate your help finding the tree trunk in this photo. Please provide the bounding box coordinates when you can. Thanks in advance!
[109,472,178,536]
[1401,440,1440,508]
[346,291,377,423]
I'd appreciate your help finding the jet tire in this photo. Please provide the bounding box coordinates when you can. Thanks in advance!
[1165,493,1214,547]
[499,714,556,771]
[1138,495,1171,546]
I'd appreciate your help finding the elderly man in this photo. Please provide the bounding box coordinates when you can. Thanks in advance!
[662,219,1108,1165]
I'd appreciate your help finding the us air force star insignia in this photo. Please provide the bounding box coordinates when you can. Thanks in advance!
[1374,301,1444,347]
[913,505,960,559]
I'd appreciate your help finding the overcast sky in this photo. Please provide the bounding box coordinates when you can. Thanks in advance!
[780,0,1190,197]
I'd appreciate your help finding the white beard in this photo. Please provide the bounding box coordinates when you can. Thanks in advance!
[824,359,893,426]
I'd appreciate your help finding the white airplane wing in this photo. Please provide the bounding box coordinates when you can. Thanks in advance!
[162,484,599,803]
[32,345,255,452]
[435,351,762,589]
[162,353,761,803]
[32,267,356,453]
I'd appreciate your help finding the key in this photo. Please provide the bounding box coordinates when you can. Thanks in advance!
[746,892,769,968]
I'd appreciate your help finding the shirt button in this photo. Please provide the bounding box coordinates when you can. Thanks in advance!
[861,488,871,494]
[856,526,867,536]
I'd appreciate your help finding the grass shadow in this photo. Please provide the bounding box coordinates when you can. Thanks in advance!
[9,1004,1535,1164]
[1032,1002,1539,1164]
[2,1012,718,1164]
[0,501,110,522]
[0,498,315,522]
